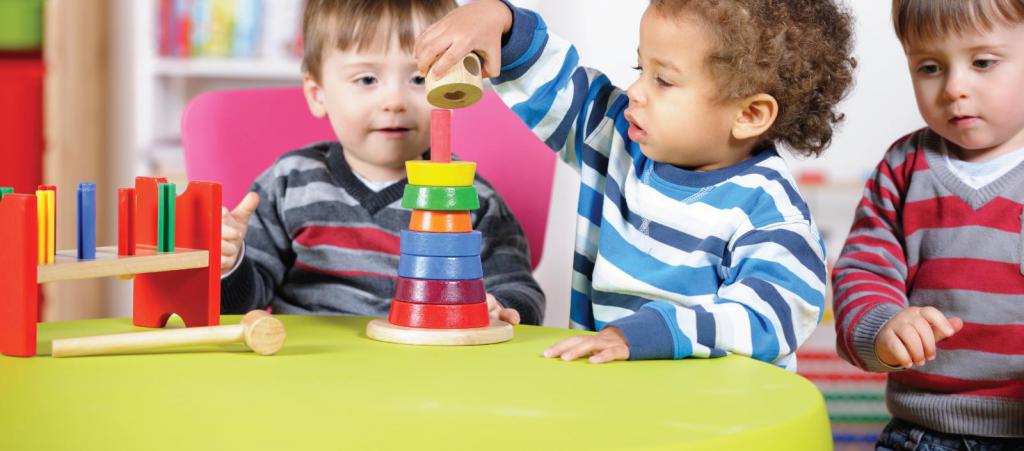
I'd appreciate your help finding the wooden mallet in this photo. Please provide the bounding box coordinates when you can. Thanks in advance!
[51,310,286,357]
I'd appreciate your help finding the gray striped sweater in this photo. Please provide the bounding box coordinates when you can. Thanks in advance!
[221,142,545,325]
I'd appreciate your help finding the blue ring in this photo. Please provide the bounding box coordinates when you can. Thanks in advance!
[400,230,481,257]
[398,255,483,280]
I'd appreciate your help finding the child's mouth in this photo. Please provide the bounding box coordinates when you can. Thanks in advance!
[627,123,648,143]
[374,127,412,138]
[949,116,980,129]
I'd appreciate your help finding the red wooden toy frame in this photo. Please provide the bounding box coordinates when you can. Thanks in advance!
[0,177,222,357]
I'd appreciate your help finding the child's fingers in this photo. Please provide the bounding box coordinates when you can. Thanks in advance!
[220,242,238,271]
[415,28,448,75]
[912,318,937,361]
[879,331,912,368]
[499,308,521,326]
[230,192,260,226]
[222,222,242,242]
[543,335,585,359]
[588,345,628,364]
[894,325,926,366]
[948,316,964,333]
[431,44,471,78]
[557,338,601,362]
[919,306,956,338]
[477,48,501,78]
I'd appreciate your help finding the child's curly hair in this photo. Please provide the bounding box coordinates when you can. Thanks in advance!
[651,0,857,157]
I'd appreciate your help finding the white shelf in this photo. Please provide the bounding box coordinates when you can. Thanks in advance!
[154,57,302,80]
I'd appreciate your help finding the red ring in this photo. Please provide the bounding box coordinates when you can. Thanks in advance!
[394,278,486,305]
[388,299,489,329]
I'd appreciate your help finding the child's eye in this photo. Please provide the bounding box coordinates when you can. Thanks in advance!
[916,63,941,75]
[412,75,426,86]
[632,65,643,72]
[973,58,998,69]
[355,76,377,86]
[655,76,672,87]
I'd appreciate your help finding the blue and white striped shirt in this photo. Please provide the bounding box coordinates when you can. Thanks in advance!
[492,3,826,368]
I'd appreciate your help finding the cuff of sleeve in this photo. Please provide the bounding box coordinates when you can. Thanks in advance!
[851,303,906,372]
[498,0,540,70]
[220,255,256,314]
[609,308,676,360]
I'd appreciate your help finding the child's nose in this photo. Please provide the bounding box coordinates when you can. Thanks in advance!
[381,86,408,112]
[942,71,970,102]
[626,80,645,105]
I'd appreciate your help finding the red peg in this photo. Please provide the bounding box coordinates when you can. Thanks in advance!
[118,188,136,255]
[430,109,452,163]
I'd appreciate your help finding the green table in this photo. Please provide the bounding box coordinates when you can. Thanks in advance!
[0,316,831,450]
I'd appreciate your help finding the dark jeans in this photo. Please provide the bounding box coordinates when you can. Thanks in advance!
[877,419,1024,451]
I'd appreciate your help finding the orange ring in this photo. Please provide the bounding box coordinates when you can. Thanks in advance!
[408,210,472,233]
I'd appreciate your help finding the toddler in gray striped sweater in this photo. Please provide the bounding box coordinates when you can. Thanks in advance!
[218,0,544,325]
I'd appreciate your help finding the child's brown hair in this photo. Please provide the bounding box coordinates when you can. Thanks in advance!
[892,0,1024,48]
[302,0,457,82]
[650,0,856,157]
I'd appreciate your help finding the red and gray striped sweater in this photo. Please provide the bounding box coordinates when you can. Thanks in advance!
[833,128,1024,437]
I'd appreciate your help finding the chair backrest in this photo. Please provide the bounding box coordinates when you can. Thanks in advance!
[181,87,555,269]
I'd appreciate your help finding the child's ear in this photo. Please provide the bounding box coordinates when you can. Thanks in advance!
[302,73,328,118]
[731,93,778,141]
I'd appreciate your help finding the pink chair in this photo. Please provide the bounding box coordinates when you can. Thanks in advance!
[181,87,556,269]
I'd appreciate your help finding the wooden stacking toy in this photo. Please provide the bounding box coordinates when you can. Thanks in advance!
[0,177,222,357]
[368,74,513,345]
[425,53,483,109]
[52,310,285,357]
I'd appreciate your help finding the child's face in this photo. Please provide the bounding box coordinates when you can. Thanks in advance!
[303,34,431,180]
[624,8,741,170]
[906,22,1024,158]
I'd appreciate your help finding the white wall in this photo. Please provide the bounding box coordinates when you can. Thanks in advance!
[520,1,927,327]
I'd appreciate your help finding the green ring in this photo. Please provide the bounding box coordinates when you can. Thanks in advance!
[402,185,479,211]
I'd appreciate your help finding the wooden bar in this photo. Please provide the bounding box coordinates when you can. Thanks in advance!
[37,246,208,283]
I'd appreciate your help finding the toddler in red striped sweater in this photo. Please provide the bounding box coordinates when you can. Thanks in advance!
[833,0,1024,448]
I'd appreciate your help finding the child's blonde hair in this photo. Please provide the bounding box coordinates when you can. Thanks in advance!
[301,0,457,82]
[650,0,856,157]
[893,0,1024,48]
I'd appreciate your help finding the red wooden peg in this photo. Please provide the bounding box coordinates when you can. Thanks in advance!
[118,188,136,255]
[430,109,452,163]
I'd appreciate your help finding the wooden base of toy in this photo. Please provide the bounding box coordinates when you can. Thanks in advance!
[365,318,512,346]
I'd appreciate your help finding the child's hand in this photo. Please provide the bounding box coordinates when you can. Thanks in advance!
[414,0,512,79]
[486,293,521,325]
[875,306,964,369]
[221,192,260,274]
[543,327,630,364]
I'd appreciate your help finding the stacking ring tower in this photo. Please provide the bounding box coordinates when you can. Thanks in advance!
[366,54,512,346]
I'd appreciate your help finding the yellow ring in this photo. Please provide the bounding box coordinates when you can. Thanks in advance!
[406,161,476,187]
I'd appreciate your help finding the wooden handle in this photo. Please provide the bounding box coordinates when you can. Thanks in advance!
[52,310,286,357]
[52,324,244,357]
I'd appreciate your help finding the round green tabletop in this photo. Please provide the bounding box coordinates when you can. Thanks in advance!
[0,315,831,451]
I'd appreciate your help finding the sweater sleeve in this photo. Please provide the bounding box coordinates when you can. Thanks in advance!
[832,150,910,373]
[492,0,630,177]
[474,185,546,325]
[220,167,296,313]
[609,221,826,364]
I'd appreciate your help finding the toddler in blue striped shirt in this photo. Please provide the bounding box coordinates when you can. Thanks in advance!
[416,0,855,367]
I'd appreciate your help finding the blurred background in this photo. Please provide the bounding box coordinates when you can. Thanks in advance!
[1,1,920,447]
